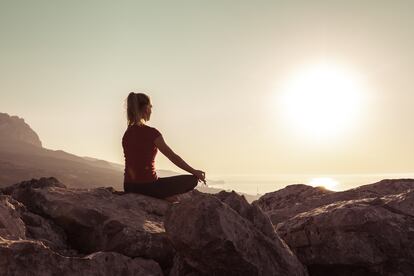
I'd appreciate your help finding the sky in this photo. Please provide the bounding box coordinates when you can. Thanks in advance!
[1,0,414,179]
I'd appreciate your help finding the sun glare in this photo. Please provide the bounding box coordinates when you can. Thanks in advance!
[278,62,366,140]
[309,177,339,191]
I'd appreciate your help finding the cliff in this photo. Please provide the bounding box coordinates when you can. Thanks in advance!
[0,112,42,148]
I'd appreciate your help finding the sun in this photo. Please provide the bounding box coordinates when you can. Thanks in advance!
[308,177,339,191]
[278,62,366,140]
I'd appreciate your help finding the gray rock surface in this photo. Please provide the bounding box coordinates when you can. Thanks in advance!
[255,179,414,225]
[0,238,162,276]
[165,191,308,276]
[3,177,175,270]
[0,193,72,254]
[0,195,26,240]
[6,176,413,276]
[278,195,414,275]
[274,182,414,276]
[213,190,277,239]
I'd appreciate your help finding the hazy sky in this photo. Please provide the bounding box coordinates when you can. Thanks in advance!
[1,0,413,176]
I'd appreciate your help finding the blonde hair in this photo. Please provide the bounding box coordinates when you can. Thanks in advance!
[126,92,150,126]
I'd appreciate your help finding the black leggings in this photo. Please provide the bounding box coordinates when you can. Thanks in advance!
[124,174,198,199]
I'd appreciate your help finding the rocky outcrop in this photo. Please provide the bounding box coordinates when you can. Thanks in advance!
[6,176,413,276]
[254,179,414,276]
[0,239,162,276]
[277,190,414,276]
[165,190,308,276]
[2,177,175,271]
[0,112,42,148]
[253,184,333,224]
[0,193,70,253]
[0,178,164,275]
[213,190,279,240]
[1,177,310,276]
[0,195,27,240]
[255,179,414,225]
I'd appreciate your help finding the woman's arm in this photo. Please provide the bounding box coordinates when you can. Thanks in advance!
[155,135,205,183]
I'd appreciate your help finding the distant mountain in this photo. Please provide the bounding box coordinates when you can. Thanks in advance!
[0,112,243,198]
[0,112,124,189]
[0,113,42,147]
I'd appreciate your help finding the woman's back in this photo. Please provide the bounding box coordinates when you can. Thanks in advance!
[122,92,205,202]
[122,124,161,183]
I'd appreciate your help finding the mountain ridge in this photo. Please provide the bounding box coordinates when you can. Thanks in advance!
[0,112,248,199]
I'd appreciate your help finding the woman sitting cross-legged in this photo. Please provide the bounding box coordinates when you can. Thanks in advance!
[122,92,206,203]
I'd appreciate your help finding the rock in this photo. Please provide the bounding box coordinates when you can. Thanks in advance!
[8,176,412,275]
[354,179,414,196]
[254,184,333,226]
[0,192,74,255]
[21,210,71,253]
[2,177,66,195]
[168,254,200,276]
[0,238,162,276]
[255,185,331,212]
[277,190,414,276]
[4,177,175,270]
[0,195,26,240]
[165,192,308,276]
[213,190,277,240]
[255,179,414,225]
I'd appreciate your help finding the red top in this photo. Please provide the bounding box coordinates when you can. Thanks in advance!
[122,124,162,183]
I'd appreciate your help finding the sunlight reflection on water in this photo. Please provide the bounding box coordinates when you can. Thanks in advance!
[207,173,414,196]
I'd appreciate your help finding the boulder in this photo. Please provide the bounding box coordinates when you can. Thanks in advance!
[255,179,414,225]
[0,238,162,276]
[254,184,333,225]
[4,177,175,269]
[21,209,71,253]
[0,193,73,255]
[0,195,26,240]
[168,254,200,276]
[165,191,308,276]
[277,190,414,276]
[213,190,277,239]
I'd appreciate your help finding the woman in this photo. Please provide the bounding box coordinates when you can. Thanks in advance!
[122,92,206,203]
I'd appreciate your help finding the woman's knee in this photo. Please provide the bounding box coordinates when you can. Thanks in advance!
[183,175,198,190]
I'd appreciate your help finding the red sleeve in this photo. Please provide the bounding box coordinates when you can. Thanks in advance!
[152,127,162,141]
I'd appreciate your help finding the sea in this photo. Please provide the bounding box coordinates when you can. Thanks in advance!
[205,173,414,196]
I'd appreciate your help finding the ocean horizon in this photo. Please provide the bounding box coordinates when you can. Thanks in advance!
[206,173,414,196]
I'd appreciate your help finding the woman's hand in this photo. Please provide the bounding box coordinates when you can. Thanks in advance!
[192,170,206,185]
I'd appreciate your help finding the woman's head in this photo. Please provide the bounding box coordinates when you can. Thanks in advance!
[126,92,152,126]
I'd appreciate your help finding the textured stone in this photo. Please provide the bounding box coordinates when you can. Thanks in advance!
[255,179,414,225]
[0,238,162,276]
[277,190,414,276]
[4,177,175,269]
[165,191,308,276]
[213,190,277,239]
[0,195,26,240]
